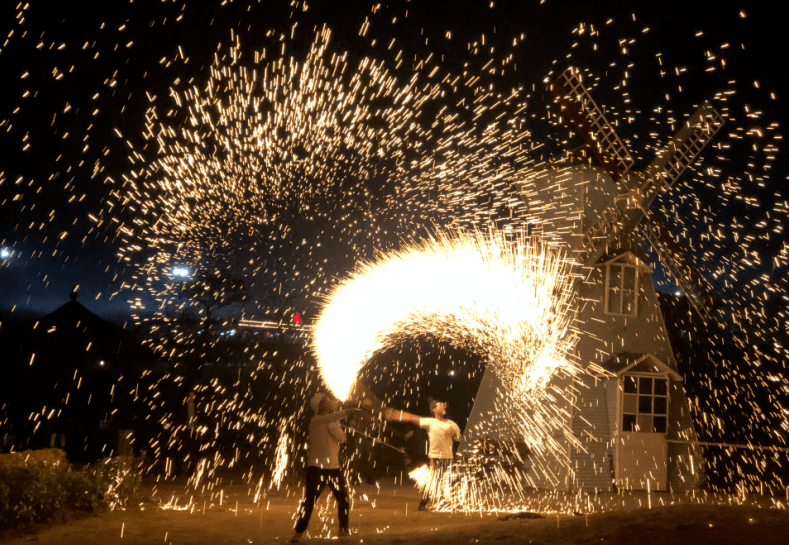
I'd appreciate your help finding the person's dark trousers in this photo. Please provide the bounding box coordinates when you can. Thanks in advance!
[294,466,350,533]
[418,458,451,509]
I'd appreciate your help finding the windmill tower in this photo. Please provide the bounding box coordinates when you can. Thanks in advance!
[461,67,722,493]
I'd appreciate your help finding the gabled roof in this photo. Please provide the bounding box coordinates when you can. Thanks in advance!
[597,352,683,381]
[40,292,120,337]
[596,251,652,272]
[33,292,156,368]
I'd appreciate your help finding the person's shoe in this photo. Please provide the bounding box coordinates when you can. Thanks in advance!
[290,532,303,543]
[339,528,352,538]
[417,504,429,512]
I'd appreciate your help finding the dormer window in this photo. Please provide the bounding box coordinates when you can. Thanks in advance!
[600,252,650,317]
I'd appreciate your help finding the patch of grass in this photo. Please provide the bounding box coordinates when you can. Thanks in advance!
[0,450,142,530]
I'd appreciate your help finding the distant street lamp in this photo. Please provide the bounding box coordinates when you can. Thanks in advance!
[0,248,10,259]
[173,266,190,278]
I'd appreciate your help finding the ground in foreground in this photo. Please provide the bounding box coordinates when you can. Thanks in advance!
[3,479,788,544]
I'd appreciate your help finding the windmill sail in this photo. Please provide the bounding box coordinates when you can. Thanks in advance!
[622,103,722,319]
[639,211,714,319]
[552,67,634,181]
[637,102,724,209]
[556,77,722,320]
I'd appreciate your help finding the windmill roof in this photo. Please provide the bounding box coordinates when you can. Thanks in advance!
[598,352,682,380]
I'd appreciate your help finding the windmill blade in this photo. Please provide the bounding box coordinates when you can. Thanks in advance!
[575,102,723,269]
[552,67,635,181]
[636,102,724,209]
[639,210,714,319]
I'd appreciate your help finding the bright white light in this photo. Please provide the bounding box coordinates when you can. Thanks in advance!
[312,228,584,483]
[313,230,579,403]
[675,290,682,296]
[173,267,190,277]
[0,248,10,259]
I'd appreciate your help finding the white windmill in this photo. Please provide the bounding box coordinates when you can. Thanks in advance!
[462,67,722,493]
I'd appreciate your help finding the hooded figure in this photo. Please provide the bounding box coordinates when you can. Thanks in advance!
[292,393,358,542]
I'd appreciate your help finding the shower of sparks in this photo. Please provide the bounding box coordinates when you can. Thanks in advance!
[101,23,541,499]
[270,418,292,491]
[312,229,587,510]
[1,0,788,522]
[407,461,523,513]
[101,24,536,367]
[408,464,452,506]
[313,230,579,402]
[316,229,579,437]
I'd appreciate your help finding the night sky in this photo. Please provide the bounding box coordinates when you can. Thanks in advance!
[1,0,785,322]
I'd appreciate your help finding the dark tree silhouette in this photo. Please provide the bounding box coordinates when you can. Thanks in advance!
[181,269,249,330]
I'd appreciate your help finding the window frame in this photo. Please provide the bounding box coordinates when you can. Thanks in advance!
[620,373,670,434]
[603,259,642,317]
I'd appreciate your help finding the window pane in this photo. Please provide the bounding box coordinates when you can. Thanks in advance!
[623,291,636,315]
[622,266,636,291]
[624,376,638,393]
[653,396,668,415]
[637,415,651,432]
[609,264,622,289]
[653,416,667,434]
[607,288,621,313]
[623,414,637,432]
[654,379,668,396]
[607,265,622,313]
[623,394,638,414]
[639,377,653,394]
[638,395,652,414]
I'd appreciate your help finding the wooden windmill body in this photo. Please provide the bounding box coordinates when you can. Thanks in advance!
[461,68,722,492]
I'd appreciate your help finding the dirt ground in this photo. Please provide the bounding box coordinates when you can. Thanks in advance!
[4,478,789,545]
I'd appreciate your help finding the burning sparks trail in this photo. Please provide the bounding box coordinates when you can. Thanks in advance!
[109,27,533,339]
[313,229,584,508]
[270,417,292,491]
[312,230,579,403]
[1,0,788,526]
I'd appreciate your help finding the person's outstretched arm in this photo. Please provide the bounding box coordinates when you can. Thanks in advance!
[384,407,421,423]
[312,409,360,426]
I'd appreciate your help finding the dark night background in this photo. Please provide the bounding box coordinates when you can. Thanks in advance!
[1,0,784,318]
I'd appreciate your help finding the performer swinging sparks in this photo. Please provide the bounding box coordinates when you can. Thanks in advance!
[386,399,461,511]
[292,394,360,542]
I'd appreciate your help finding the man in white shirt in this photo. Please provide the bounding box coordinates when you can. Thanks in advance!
[386,399,461,511]
[292,393,360,542]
